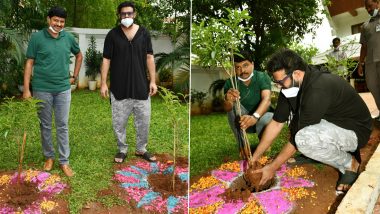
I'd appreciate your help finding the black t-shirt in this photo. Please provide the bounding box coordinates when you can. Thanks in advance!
[103,25,153,100]
[273,66,371,150]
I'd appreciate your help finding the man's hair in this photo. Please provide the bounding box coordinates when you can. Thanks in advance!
[117,1,136,14]
[47,6,67,18]
[266,49,307,76]
[365,0,379,3]
[332,37,340,43]
[234,49,254,63]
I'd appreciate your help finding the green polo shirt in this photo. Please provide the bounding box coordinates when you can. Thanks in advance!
[224,70,271,112]
[26,28,80,92]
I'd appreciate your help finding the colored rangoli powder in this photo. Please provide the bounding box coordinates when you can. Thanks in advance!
[255,190,294,214]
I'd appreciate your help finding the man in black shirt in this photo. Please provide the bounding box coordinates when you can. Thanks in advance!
[251,49,371,193]
[100,1,157,163]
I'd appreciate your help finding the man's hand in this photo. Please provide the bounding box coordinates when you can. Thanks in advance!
[255,164,276,186]
[240,115,257,130]
[149,82,157,96]
[358,63,364,77]
[100,83,109,98]
[69,77,76,85]
[22,89,32,99]
[225,89,240,103]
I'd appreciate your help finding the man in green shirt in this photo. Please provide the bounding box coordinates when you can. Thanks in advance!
[224,50,273,152]
[23,6,83,177]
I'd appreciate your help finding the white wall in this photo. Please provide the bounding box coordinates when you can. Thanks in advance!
[191,65,227,104]
[331,8,369,37]
[67,27,173,88]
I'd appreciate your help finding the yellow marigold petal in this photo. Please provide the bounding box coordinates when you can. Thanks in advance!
[240,199,265,214]
[40,200,57,211]
[0,175,11,186]
[286,166,307,177]
[218,161,240,172]
[189,201,223,214]
[282,187,310,201]
[190,176,221,191]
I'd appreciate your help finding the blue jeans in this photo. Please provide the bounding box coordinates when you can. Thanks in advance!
[33,89,71,165]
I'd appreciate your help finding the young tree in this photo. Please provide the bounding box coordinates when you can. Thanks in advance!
[192,9,255,164]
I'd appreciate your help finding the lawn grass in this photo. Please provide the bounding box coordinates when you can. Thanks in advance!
[0,90,188,213]
[190,112,289,177]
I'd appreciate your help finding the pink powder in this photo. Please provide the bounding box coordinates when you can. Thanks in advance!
[217,201,245,214]
[113,174,139,183]
[255,189,293,214]
[189,185,225,208]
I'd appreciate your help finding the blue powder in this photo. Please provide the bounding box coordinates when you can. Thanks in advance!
[131,166,149,176]
[177,173,188,182]
[163,166,174,174]
[150,162,159,173]
[137,191,160,208]
[121,180,149,189]
[167,196,179,213]
[116,171,141,179]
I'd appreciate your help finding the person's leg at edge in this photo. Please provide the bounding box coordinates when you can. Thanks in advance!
[366,62,380,117]
[295,119,359,191]
[33,91,55,168]
[256,112,273,138]
[54,89,73,176]
[54,89,71,165]
[134,97,156,161]
[111,93,133,162]
[227,105,249,145]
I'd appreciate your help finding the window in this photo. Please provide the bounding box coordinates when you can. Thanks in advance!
[352,23,364,34]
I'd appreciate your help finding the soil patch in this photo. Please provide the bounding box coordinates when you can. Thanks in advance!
[0,170,69,213]
[82,153,188,214]
[2,181,41,209]
[148,173,188,198]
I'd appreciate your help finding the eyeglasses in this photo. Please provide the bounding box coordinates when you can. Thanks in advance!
[272,73,291,88]
[120,12,134,17]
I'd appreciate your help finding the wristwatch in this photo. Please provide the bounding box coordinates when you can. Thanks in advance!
[253,112,261,120]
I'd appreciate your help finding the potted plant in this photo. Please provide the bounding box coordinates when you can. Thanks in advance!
[159,67,173,88]
[190,89,207,115]
[85,36,102,91]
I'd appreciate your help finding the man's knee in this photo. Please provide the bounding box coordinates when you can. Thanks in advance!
[294,128,316,155]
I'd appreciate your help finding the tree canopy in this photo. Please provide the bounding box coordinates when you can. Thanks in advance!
[192,0,326,68]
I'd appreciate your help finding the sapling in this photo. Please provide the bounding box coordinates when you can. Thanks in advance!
[0,97,41,185]
[158,86,187,191]
[192,9,255,165]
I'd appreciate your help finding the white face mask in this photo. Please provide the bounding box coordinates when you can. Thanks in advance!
[238,72,253,82]
[281,87,300,98]
[372,8,379,17]
[49,26,63,34]
[121,18,134,28]
[281,76,300,98]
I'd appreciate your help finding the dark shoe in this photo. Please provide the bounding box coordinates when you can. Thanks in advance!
[44,158,54,171]
[114,152,127,163]
[60,164,74,177]
[336,170,359,193]
[135,151,157,162]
